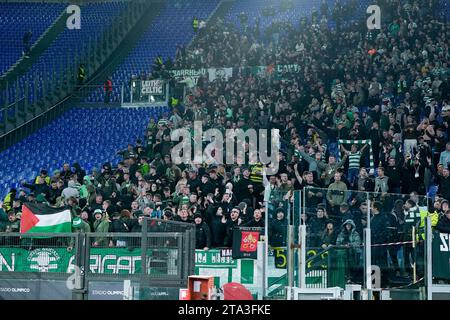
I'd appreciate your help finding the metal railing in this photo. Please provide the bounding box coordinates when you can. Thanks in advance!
[269,188,444,300]
[0,218,196,300]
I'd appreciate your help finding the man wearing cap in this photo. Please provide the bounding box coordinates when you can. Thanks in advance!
[27,193,36,203]
[139,157,150,175]
[194,213,211,250]
[162,208,174,221]
[92,209,110,247]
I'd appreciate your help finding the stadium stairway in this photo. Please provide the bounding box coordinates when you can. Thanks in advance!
[0,5,70,89]
[70,1,165,105]
[0,1,151,140]
[0,2,66,77]
[86,0,221,103]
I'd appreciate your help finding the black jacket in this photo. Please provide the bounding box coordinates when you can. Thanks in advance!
[438,175,450,201]
[385,166,401,189]
[371,213,388,244]
[109,218,133,233]
[173,215,193,224]
[209,214,226,248]
[234,178,252,202]
[22,182,50,198]
[309,216,327,247]
[386,212,400,242]
[244,218,265,228]
[199,181,215,196]
[195,222,211,249]
[269,218,287,247]
[223,218,241,247]
[109,217,134,244]
[187,178,201,193]
[47,187,62,205]
[436,215,450,234]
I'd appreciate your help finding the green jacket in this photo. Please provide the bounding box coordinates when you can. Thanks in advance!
[139,163,150,175]
[326,181,348,206]
[79,176,93,199]
[93,218,110,246]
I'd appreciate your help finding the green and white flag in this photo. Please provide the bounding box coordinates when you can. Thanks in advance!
[20,203,72,235]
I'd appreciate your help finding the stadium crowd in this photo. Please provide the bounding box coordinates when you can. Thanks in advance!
[0,0,449,284]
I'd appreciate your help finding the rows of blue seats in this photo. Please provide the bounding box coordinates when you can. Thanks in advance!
[0,106,168,200]
[0,2,65,75]
[86,0,220,103]
[0,2,128,110]
[224,0,372,41]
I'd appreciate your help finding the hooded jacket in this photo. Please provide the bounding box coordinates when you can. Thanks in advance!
[79,176,93,199]
[336,219,361,246]
[62,180,80,199]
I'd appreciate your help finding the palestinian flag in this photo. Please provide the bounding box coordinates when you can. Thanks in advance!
[20,203,72,234]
